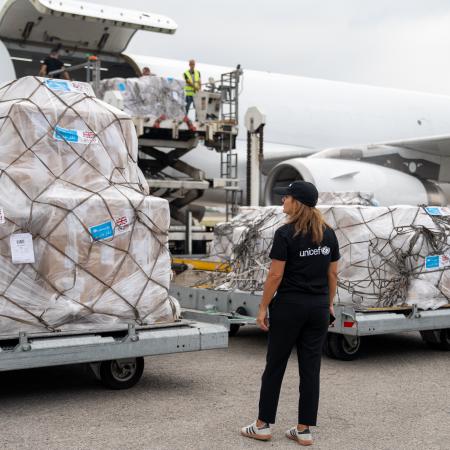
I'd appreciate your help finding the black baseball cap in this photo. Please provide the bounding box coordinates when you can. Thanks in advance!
[273,181,319,207]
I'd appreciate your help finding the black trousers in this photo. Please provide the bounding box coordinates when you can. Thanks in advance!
[258,297,329,426]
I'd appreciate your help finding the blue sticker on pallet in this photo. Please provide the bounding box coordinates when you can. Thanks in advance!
[54,126,79,142]
[44,79,71,92]
[425,255,440,270]
[425,207,442,216]
[89,220,114,241]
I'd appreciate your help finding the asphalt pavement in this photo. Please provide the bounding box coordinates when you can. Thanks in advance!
[0,327,449,450]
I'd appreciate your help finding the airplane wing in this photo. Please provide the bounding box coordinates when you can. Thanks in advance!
[311,133,450,183]
[375,134,450,157]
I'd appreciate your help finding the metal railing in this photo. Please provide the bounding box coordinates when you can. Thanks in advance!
[219,65,243,123]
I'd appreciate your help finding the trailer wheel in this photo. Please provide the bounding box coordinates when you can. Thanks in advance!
[420,330,441,349]
[229,306,247,337]
[326,333,362,361]
[229,324,241,337]
[422,329,450,351]
[438,329,450,350]
[99,357,144,389]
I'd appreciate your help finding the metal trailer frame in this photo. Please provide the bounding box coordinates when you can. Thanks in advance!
[170,285,258,336]
[0,311,228,389]
[170,285,450,360]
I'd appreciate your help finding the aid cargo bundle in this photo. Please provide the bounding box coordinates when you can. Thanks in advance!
[0,77,180,334]
[98,76,186,119]
[208,205,450,310]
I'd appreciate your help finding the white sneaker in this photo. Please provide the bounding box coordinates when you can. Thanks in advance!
[240,420,272,441]
[286,426,313,446]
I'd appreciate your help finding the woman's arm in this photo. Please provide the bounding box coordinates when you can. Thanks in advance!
[256,259,286,331]
[328,261,339,317]
[260,259,286,308]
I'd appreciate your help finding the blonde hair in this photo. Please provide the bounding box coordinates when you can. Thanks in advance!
[287,199,326,245]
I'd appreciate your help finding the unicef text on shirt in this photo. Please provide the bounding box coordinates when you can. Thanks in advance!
[299,246,331,257]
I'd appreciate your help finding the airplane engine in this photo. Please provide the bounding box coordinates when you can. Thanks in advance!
[264,158,448,206]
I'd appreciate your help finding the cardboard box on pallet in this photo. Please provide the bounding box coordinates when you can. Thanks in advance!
[0,77,180,334]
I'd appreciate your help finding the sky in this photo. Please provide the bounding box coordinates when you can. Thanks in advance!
[2,0,450,95]
[91,0,450,96]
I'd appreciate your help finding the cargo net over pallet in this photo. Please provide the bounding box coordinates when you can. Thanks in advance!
[0,77,180,335]
[207,203,450,310]
[98,76,186,120]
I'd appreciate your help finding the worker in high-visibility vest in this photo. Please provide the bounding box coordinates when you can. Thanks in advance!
[184,59,201,115]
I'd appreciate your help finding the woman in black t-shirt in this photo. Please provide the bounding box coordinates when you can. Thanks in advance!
[241,181,340,446]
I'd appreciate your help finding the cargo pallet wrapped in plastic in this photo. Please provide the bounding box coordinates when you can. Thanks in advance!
[98,76,186,120]
[208,205,450,310]
[0,77,180,334]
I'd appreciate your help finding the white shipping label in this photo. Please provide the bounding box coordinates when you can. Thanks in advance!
[0,207,4,224]
[114,215,132,236]
[10,233,35,264]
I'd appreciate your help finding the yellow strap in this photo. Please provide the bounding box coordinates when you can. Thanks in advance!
[172,257,230,272]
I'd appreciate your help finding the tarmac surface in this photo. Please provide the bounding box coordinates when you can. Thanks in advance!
[0,327,449,450]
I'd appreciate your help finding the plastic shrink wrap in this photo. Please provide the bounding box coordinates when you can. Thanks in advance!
[0,77,180,334]
[318,191,377,206]
[98,76,186,119]
[209,205,450,310]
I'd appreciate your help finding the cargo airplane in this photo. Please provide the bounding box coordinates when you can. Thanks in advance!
[0,0,449,207]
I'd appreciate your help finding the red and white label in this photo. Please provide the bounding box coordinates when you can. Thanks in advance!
[114,216,131,236]
[81,130,97,142]
[70,81,92,94]
[441,254,450,267]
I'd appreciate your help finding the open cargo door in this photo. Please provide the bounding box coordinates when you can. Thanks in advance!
[0,0,177,79]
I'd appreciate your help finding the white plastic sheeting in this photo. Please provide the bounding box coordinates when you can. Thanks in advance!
[209,205,450,310]
[98,76,186,119]
[318,191,377,206]
[0,76,180,334]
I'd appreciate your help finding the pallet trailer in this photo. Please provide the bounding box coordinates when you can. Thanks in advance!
[170,285,450,360]
[0,310,228,389]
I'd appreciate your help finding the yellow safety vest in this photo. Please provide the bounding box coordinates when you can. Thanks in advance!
[184,69,200,96]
